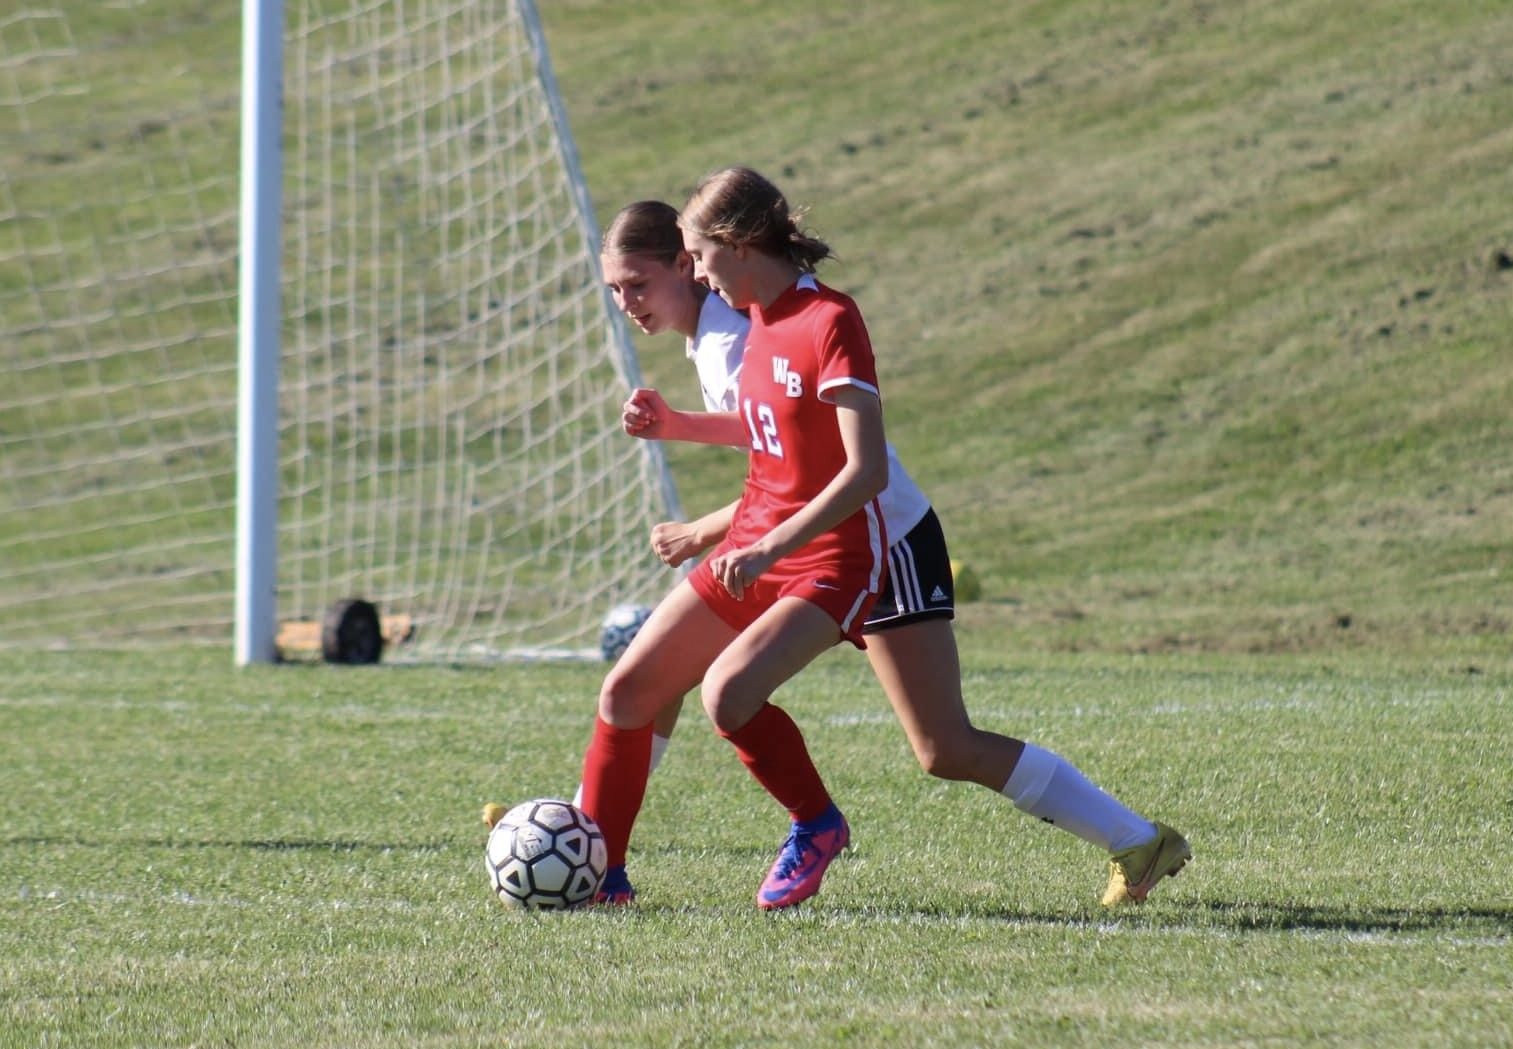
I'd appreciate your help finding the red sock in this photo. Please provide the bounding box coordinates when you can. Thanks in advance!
[719,703,832,824]
[578,718,653,867]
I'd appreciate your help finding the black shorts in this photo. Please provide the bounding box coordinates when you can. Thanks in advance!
[864,507,955,633]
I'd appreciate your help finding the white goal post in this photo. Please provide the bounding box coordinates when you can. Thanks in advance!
[0,0,681,662]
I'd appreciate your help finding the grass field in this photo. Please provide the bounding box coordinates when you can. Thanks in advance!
[2,645,1509,1047]
[5,0,1513,1045]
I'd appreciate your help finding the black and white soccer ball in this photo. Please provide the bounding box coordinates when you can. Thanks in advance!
[599,602,652,662]
[484,799,607,910]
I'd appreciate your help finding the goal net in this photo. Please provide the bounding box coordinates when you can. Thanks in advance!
[0,1,679,660]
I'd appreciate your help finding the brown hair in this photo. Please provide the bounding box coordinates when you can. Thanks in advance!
[601,200,683,263]
[679,166,833,273]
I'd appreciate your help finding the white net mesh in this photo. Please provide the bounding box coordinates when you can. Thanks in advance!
[0,1,677,658]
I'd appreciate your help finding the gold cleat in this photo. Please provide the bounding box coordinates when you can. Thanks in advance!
[1102,822,1191,907]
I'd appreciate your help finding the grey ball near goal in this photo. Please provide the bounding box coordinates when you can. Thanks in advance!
[599,602,653,662]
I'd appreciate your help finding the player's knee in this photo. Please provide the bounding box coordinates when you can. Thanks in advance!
[700,665,765,735]
[910,732,978,782]
[598,660,658,727]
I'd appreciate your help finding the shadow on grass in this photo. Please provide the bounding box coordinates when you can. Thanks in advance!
[1192,899,1513,936]
[778,899,1513,941]
[601,843,1513,938]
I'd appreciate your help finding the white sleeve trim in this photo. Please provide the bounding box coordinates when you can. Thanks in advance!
[818,376,880,402]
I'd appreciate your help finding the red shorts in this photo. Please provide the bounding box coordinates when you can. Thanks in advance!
[689,553,881,650]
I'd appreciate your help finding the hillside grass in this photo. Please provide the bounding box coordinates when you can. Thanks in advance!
[541,0,1513,665]
[5,0,1510,661]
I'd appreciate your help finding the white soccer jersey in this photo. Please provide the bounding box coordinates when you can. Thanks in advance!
[686,292,748,414]
[687,287,932,540]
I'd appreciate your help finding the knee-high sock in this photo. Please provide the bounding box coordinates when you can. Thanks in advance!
[579,718,653,867]
[573,732,670,810]
[1002,742,1154,852]
[719,703,831,824]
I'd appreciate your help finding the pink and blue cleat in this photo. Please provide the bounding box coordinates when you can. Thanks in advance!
[756,803,850,910]
[594,865,636,906]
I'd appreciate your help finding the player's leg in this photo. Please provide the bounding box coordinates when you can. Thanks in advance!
[870,622,1189,905]
[702,595,841,799]
[866,510,1019,788]
[869,510,1189,904]
[579,580,736,902]
[599,579,730,727]
[702,595,851,909]
[865,617,1021,788]
[645,695,682,780]
[570,682,683,810]
[868,620,1159,846]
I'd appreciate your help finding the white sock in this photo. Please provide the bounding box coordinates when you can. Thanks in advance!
[572,733,672,809]
[1001,742,1155,852]
[648,732,672,775]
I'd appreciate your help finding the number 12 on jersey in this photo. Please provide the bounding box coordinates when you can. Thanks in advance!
[743,399,784,458]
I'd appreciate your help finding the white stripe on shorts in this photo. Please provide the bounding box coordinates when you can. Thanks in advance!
[888,537,925,614]
[844,499,888,635]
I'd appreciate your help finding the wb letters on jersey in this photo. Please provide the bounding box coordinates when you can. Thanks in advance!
[772,357,804,398]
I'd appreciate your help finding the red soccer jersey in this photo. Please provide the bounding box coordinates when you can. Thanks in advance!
[726,275,886,579]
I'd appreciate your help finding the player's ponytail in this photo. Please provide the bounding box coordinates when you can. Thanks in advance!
[681,166,834,273]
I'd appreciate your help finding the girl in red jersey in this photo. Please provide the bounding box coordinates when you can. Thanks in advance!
[576,167,890,909]
[595,196,1189,909]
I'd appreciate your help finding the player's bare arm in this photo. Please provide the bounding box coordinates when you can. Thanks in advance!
[651,499,737,567]
[622,387,744,446]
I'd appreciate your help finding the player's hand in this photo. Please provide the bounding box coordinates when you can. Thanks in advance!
[650,520,708,568]
[709,545,776,600]
[622,387,670,438]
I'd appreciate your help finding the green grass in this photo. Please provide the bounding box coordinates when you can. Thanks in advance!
[2,646,1509,1047]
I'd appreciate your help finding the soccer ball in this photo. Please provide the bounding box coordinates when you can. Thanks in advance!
[484,799,607,910]
[599,602,652,662]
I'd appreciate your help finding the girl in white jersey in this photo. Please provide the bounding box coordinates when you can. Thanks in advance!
[596,196,1190,908]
